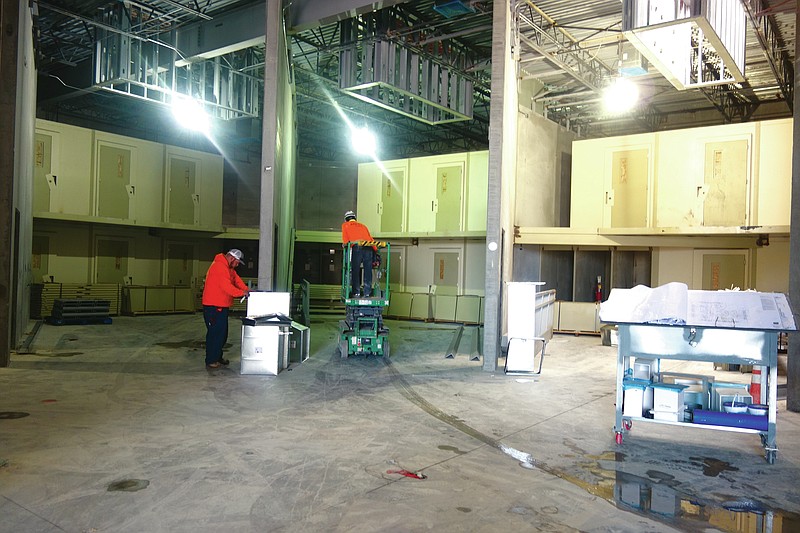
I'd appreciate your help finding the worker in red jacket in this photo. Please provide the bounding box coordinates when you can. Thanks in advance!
[341,211,376,297]
[202,249,249,369]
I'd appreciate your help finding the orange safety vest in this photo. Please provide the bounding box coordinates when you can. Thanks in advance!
[341,219,374,244]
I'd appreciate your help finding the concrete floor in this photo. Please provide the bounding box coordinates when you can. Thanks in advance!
[1,314,799,533]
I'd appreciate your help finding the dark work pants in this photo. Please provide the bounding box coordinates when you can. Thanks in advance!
[350,245,373,296]
[203,305,229,365]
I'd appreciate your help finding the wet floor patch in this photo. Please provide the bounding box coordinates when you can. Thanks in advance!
[611,470,800,532]
[107,479,149,492]
[0,412,30,419]
[689,456,739,477]
[438,445,468,455]
[384,358,799,532]
[379,353,800,531]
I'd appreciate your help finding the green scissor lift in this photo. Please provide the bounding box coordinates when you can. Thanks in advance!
[337,240,390,358]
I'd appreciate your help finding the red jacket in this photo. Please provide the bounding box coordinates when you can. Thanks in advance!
[202,253,248,307]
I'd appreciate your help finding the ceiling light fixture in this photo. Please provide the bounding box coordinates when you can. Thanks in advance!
[171,96,210,134]
[603,77,639,115]
[351,126,377,156]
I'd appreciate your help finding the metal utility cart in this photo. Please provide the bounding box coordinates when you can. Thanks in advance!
[613,324,784,462]
[337,240,390,358]
[604,287,796,464]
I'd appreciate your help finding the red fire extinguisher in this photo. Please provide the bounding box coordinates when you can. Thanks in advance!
[595,275,603,302]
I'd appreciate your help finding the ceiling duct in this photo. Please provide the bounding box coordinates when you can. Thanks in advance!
[339,22,474,125]
[618,43,648,77]
[92,4,261,120]
[623,0,746,90]
[433,0,476,19]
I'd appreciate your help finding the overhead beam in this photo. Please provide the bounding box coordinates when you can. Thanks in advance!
[288,0,407,32]
[171,1,418,66]
[740,0,794,111]
[173,2,267,65]
[516,11,612,92]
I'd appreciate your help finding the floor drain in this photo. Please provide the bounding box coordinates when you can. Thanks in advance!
[107,479,149,492]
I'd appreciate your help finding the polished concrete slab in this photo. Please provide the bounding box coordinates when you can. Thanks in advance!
[1,314,799,532]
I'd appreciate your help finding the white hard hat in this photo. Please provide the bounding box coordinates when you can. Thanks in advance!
[344,211,356,221]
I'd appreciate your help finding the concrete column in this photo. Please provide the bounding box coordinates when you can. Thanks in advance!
[0,0,20,366]
[258,0,281,290]
[483,0,518,371]
[787,8,800,412]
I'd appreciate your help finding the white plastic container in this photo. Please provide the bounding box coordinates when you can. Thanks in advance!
[651,382,687,421]
[714,387,752,412]
[632,357,656,380]
[623,379,653,417]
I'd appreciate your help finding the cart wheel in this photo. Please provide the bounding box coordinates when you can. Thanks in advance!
[615,432,623,445]
[623,419,632,431]
[760,433,767,447]
[382,338,390,358]
[339,338,349,359]
[766,450,776,464]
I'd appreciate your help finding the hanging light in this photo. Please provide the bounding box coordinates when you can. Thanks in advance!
[171,96,210,134]
[603,77,639,115]
[350,126,377,156]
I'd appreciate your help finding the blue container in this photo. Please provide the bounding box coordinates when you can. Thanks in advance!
[692,409,768,431]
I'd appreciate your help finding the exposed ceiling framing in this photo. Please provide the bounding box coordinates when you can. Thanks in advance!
[32,0,797,162]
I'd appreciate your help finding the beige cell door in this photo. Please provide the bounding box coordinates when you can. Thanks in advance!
[166,243,194,286]
[703,140,748,226]
[33,133,54,213]
[388,245,404,293]
[701,254,746,290]
[435,165,463,232]
[96,239,130,284]
[433,251,460,296]
[168,157,197,225]
[32,235,50,283]
[381,170,404,232]
[97,144,131,219]
[610,149,648,227]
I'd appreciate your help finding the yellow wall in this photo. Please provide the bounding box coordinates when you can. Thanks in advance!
[397,238,485,295]
[756,120,793,226]
[571,119,791,229]
[754,238,790,293]
[651,248,694,287]
[33,119,229,288]
[164,145,224,230]
[34,120,93,216]
[358,150,488,237]
[35,118,224,231]
[467,151,489,232]
[571,133,655,228]
[94,130,164,223]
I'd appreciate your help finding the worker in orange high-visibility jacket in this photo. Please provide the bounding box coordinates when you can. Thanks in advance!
[341,211,376,297]
[201,248,249,369]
